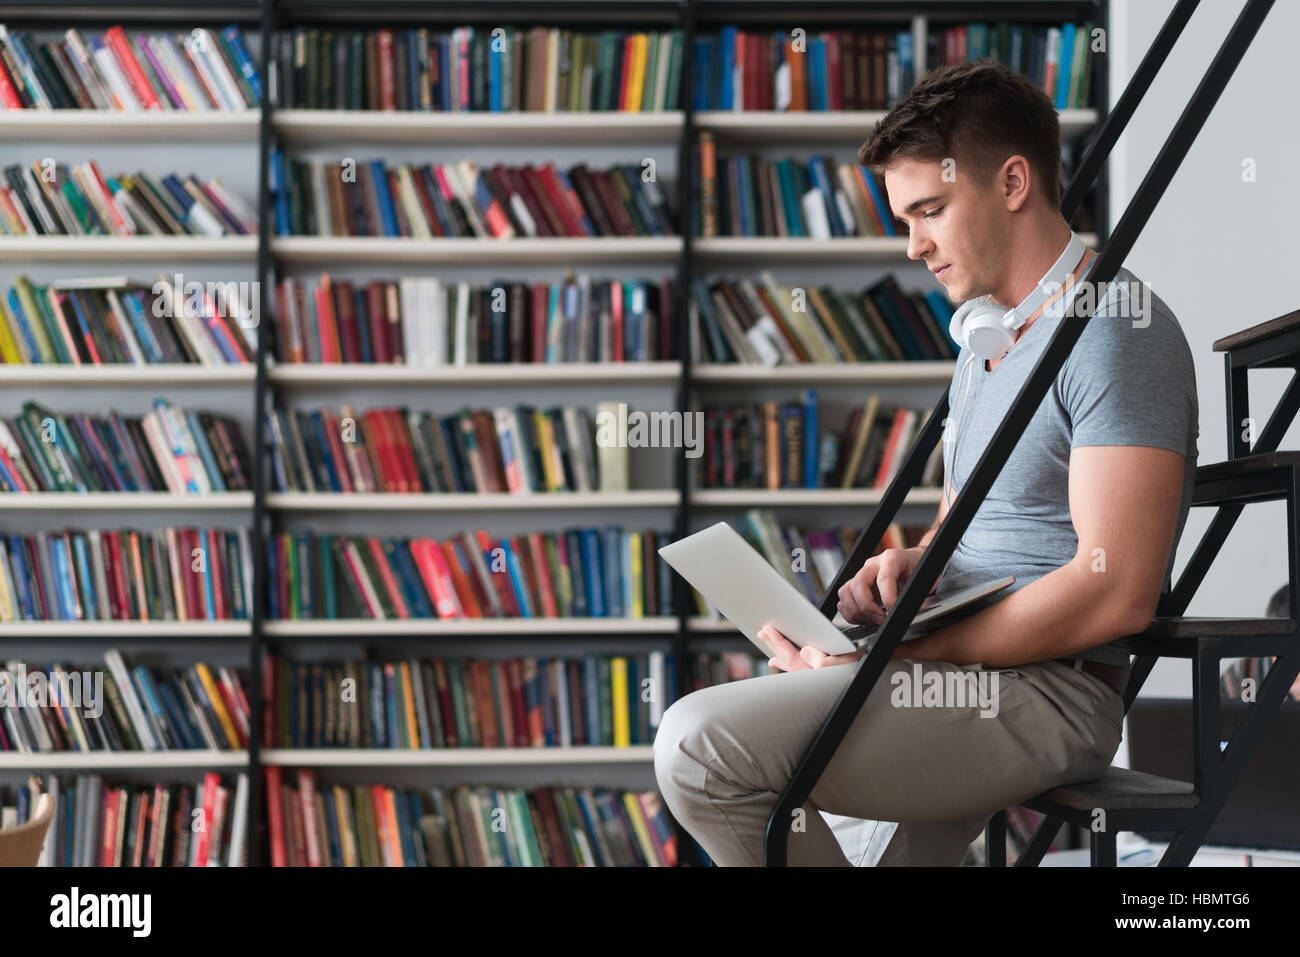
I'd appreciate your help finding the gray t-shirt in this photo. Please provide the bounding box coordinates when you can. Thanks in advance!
[919,263,1199,666]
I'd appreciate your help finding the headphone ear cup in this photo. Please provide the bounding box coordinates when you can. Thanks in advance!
[948,298,981,351]
[963,306,1017,360]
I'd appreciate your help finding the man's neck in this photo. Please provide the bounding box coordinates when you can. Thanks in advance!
[989,220,1076,313]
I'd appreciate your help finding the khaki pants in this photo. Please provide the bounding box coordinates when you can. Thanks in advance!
[653,657,1125,866]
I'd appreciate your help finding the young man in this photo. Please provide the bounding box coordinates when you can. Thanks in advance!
[654,61,1200,866]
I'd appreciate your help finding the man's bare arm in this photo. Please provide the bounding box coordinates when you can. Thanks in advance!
[893,445,1185,668]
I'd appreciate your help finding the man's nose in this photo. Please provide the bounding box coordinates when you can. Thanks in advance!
[906,227,931,261]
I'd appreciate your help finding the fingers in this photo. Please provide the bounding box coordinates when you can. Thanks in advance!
[757,625,807,672]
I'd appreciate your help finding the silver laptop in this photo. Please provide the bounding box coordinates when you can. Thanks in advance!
[658,521,1014,656]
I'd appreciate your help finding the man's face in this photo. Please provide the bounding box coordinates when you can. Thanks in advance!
[883,156,1006,303]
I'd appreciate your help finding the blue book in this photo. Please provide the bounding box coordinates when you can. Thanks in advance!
[269,150,292,236]
[809,36,827,110]
[500,539,532,616]
[603,526,623,618]
[7,535,34,618]
[50,537,76,618]
[580,529,606,617]
[132,666,176,749]
[120,293,163,363]
[186,411,227,493]
[490,34,502,112]
[221,25,262,102]
[387,539,434,618]
[384,665,399,748]
[6,289,43,362]
[157,679,201,749]
[808,156,847,236]
[307,411,342,492]
[369,160,401,236]
[858,168,898,237]
[1055,24,1077,109]
[719,26,737,109]
[691,38,714,110]
[573,791,608,866]
[321,791,341,865]
[70,534,96,620]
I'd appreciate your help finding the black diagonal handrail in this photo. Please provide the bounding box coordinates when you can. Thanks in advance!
[765,0,1275,866]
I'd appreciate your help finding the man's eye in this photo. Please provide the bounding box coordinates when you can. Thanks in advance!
[923,207,943,219]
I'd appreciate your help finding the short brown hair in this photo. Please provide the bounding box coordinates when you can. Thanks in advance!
[857,60,1061,208]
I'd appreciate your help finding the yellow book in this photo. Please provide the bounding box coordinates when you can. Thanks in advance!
[195,662,242,749]
[334,785,357,866]
[399,661,419,747]
[0,545,14,620]
[611,656,630,747]
[533,410,560,491]
[0,301,25,364]
[13,276,56,363]
[622,791,661,866]
[625,34,648,112]
[628,531,643,617]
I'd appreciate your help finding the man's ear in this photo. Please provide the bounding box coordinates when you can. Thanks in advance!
[1000,155,1033,212]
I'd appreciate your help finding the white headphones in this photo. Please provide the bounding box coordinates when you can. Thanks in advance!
[941,230,1093,510]
[947,230,1088,361]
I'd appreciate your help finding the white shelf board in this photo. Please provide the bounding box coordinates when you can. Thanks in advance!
[267,360,682,386]
[0,237,257,262]
[690,488,943,507]
[260,746,655,767]
[1,492,254,510]
[0,365,255,386]
[0,750,248,770]
[266,490,678,511]
[273,109,684,145]
[693,361,956,383]
[264,617,679,637]
[270,236,682,264]
[695,108,1098,141]
[694,233,1098,262]
[0,109,259,141]
[0,620,250,638]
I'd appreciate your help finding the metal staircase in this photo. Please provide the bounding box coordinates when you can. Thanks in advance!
[763,0,1298,867]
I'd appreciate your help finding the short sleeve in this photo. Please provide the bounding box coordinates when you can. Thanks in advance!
[1058,284,1198,455]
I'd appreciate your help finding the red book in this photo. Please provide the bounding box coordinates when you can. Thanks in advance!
[207,528,227,620]
[194,772,219,866]
[539,163,592,236]
[332,282,364,364]
[314,277,342,363]
[365,281,390,364]
[526,532,559,617]
[365,537,409,617]
[406,168,444,237]
[519,164,573,236]
[410,538,462,618]
[507,658,529,746]
[496,164,555,238]
[377,30,397,109]
[321,409,356,493]
[385,408,420,491]
[529,283,549,363]
[439,539,483,617]
[611,279,624,361]
[591,169,637,236]
[360,410,395,491]
[475,529,521,617]
[872,410,909,488]
[100,531,124,619]
[105,26,162,109]
[100,786,120,867]
[0,54,24,109]
[265,766,286,866]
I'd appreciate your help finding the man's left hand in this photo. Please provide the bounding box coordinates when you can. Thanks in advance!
[757,625,869,671]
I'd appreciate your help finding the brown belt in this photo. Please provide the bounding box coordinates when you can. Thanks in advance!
[1059,658,1130,696]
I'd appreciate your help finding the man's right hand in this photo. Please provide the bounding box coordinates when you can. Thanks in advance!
[836,545,936,625]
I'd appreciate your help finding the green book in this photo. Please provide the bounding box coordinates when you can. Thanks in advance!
[641,31,660,111]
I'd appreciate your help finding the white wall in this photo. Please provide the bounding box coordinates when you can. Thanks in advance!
[1109,0,1300,699]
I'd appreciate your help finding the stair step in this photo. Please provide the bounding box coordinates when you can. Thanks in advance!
[1197,451,1300,483]
[1031,766,1198,812]
[1137,616,1295,638]
[1212,306,1300,352]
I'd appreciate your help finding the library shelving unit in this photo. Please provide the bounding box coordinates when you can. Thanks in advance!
[0,0,267,834]
[0,0,1110,866]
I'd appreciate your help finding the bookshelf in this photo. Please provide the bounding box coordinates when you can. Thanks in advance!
[0,0,1110,867]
